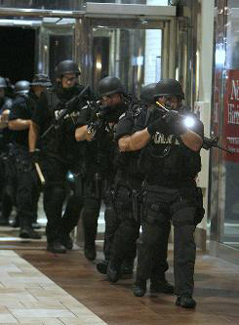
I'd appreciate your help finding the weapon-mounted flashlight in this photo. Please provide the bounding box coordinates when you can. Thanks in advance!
[183,116,195,128]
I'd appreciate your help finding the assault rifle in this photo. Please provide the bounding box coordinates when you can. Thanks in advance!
[86,103,115,140]
[41,85,90,139]
[202,136,233,154]
[155,101,234,154]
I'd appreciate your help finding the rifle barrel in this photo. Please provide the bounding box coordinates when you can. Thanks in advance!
[215,144,234,154]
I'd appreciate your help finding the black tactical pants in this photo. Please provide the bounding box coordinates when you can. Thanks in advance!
[11,145,38,230]
[82,175,116,255]
[110,185,140,267]
[0,150,16,222]
[42,156,83,244]
[136,184,197,297]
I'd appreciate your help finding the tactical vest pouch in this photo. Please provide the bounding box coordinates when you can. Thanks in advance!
[141,191,168,225]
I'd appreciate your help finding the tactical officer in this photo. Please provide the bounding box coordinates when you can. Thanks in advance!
[109,83,174,293]
[29,60,91,253]
[29,74,52,103]
[28,74,52,229]
[8,80,41,239]
[0,77,13,225]
[118,79,203,308]
[75,76,130,263]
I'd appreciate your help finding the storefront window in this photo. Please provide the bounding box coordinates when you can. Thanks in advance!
[212,0,239,248]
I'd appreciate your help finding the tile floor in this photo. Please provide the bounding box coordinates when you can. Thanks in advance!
[0,250,106,325]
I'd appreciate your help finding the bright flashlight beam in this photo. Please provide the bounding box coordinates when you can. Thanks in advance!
[184,116,195,128]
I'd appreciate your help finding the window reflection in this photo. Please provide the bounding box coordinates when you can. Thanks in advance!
[212,1,239,249]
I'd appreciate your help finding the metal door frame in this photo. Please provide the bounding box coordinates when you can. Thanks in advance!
[0,5,176,86]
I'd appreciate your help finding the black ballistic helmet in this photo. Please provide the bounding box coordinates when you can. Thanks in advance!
[154,78,185,99]
[31,74,52,87]
[55,60,81,78]
[98,76,126,98]
[0,77,7,88]
[140,83,157,104]
[15,80,30,95]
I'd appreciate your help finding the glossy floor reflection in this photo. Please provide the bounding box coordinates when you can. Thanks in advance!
[0,223,239,324]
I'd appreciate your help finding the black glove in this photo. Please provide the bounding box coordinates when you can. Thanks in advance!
[75,106,91,128]
[163,110,187,136]
[87,119,103,139]
[147,117,169,136]
[29,149,40,164]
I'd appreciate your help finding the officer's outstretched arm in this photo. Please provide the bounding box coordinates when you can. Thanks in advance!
[29,121,40,152]
[180,129,203,152]
[8,118,31,131]
[118,128,151,152]
[75,125,94,142]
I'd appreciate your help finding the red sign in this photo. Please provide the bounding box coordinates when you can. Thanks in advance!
[223,69,239,162]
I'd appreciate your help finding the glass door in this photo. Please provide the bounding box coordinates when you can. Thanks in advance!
[38,17,76,79]
[91,26,163,97]
[75,14,176,97]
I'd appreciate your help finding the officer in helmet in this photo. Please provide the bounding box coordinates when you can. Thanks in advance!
[107,83,174,289]
[118,78,204,308]
[29,74,52,103]
[75,76,135,267]
[0,77,12,139]
[8,80,41,239]
[140,83,157,106]
[0,77,14,226]
[29,59,94,253]
[27,74,53,230]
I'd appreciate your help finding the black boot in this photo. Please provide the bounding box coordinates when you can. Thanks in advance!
[107,260,121,283]
[150,279,174,294]
[175,295,196,309]
[19,215,41,239]
[84,244,96,261]
[47,241,67,254]
[133,280,147,297]
[61,233,73,250]
[121,259,134,275]
[19,227,41,239]
[96,260,109,274]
